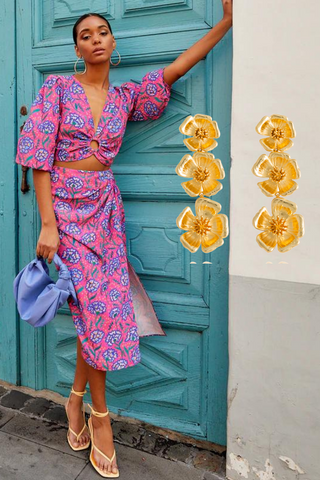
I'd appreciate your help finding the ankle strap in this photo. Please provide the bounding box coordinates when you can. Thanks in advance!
[87,403,109,417]
[71,386,87,397]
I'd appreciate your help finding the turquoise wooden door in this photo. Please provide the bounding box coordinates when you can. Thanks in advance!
[15,0,231,444]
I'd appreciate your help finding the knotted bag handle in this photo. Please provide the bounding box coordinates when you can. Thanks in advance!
[37,253,78,305]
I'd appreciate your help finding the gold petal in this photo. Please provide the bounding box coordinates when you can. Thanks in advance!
[271,197,297,219]
[194,116,221,139]
[176,206,196,230]
[276,138,293,151]
[252,154,273,177]
[286,214,305,238]
[179,116,197,136]
[211,158,225,179]
[260,137,277,151]
[192,152,215,169]
[256,231,277,252]
[181,179,202,197]
[277,178,298,196]
[201,233,224,253]
[268,151,291,170]
[255,116,273,136]
[284,159,301,179]
[270,114,289,122]
[209,120,221,138]
[252,207,272,231]
[180,231,201,253]
[270,116,295,138]
[287,120,296,138]
[201,137,218,151]
[175,154,197,178]
[202,179,223,196]
[277,231,299,252]
[194,114,214,123]
[195,197,221,217]
[184,137,201,151]
[210,214,229,238]
[257,180,278,197]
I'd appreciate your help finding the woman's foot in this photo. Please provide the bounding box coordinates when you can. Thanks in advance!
[66,393,90,448]
[91,413,119,475]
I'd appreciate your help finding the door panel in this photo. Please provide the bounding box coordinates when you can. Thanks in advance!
[16,0,231,444]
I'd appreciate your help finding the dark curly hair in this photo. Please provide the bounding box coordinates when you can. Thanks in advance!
[73,13,113,46]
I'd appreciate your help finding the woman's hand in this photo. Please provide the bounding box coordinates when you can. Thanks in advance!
[222,0,233,26]
[36,224,60,264]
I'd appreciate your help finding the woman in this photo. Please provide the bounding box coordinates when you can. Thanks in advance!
[15,3,232,477]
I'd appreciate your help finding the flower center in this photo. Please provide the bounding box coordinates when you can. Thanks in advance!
[269,166,286,182]
[271,127,284,140]
[193,215,211,236]
[195,127,208,141]
[194,167,210,182]
[269,216,287,236]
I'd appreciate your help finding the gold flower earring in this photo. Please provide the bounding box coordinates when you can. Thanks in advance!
[74,56,87,75]
[176,114,229,254]
[252,115,305,252]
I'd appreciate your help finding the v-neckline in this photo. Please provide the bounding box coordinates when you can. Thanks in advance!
[72,75,113,136]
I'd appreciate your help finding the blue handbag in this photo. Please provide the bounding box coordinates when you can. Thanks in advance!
[13,253,78,327]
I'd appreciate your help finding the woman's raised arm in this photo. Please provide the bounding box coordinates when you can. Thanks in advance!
[163,0,233,86]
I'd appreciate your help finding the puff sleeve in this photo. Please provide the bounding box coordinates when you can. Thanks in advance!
[15,74,62,172]
[122,67,172,122]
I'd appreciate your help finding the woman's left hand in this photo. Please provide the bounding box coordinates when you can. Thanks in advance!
[222,0,233,25]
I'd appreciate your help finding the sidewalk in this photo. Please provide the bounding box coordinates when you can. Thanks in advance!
[0,383,226,480]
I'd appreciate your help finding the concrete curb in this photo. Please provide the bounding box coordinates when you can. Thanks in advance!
[0,381,226,478]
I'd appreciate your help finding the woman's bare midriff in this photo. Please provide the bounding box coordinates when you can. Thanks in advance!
[53,152,110,172]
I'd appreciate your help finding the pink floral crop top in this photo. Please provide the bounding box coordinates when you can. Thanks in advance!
[15,67,171,172]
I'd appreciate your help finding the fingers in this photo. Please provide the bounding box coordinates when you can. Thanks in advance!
[36,245,58,264]
[36,226,60,263]
[47,250,56,264]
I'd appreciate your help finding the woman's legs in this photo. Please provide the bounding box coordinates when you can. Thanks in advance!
[66,337,91,447]
[74,336,89,391]
[87,365,119,474]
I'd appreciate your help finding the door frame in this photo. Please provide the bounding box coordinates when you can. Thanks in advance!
[0,0,20,385]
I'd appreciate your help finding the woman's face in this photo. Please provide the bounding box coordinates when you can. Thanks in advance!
[74,16,115,64]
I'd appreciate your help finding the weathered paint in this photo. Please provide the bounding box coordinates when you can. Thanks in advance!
[227,453,250,478]
[279,456,305,474]
[252,460,276,480]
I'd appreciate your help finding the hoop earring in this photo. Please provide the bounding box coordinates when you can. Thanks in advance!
[110,49,121,66]
[74,56,87,75]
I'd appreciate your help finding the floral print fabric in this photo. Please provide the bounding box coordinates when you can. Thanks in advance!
[15,67,172,172]
[51,165,165,371]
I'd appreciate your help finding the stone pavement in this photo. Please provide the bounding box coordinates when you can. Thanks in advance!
[0,383,226,480]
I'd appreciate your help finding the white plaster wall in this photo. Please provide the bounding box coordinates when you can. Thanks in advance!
[230,1,320,285]
[227,2,320,479]
[227,276,320,480]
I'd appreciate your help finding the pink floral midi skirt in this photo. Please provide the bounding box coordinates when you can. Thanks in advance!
[50,165,166,371]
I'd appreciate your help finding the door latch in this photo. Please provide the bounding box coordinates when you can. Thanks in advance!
[19,114,30,194]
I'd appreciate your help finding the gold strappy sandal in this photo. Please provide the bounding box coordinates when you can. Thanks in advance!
[87,403,119,478]
[65,386,91,451]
